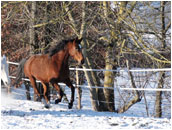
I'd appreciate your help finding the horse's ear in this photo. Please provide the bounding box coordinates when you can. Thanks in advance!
[79,38,83,42]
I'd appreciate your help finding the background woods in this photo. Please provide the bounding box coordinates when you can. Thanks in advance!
[1,1,171,117]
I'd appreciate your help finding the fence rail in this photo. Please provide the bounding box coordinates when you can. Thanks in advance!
[7,61,171,92]
[7,61,171,72]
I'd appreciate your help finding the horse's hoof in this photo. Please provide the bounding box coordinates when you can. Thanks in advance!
[45,105,50,109]
[68,103,73,109]
[44,102,50,109]
[68,105,72,109]
[55,99,61,104]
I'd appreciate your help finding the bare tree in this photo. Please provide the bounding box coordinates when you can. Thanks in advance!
[1,1,170,115]
[155,1,167,118]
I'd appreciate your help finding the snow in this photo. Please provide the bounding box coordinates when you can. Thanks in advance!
[1,86,171,129]
[114,70,171,118]
[1,57,171,129]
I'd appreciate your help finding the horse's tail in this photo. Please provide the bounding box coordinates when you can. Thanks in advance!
[13,58,27,87]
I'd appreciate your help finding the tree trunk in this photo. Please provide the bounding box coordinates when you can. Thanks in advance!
[103,46,115,112]
[82,40,107,111]
[82,58,99,111]
[79,2,102,111]
[155,72,165,117]
[29,2,42,101]
[102,1,115,112]
[155,1,166,118]
[29,1,36,101]
[43,2,52,53]
[29,1,38,54]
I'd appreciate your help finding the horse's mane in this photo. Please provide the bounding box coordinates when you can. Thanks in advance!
[48,38,76,57]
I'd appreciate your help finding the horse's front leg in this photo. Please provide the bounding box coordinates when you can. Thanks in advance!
[52,83,64,104]
[65,78,75,109]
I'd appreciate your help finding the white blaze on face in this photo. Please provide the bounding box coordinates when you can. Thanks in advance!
[78,44,82,49]
[1,55,11,86]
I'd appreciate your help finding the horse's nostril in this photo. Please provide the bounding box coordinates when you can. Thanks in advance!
[81,59,84,64]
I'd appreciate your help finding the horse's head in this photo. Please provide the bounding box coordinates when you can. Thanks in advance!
[68,37,84,65]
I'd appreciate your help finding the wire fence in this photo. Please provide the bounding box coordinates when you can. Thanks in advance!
[6,61,171,91]
[1,60,171,118]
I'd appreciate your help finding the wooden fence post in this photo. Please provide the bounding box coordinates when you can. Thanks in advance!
[76,67,82,109]
[6,56,11,94]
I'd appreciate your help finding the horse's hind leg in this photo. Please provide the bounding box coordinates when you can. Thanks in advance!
[24,81,31,100]
[29,76,40,98]
[46,83,50,101]
[41,82,50,108]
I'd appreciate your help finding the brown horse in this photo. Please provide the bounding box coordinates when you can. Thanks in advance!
[15,37,84,109]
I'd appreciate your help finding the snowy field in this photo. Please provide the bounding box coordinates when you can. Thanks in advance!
[1,85,171,129]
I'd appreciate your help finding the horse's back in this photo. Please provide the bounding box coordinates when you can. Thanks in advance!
[24,53,70,83]
[24,54,52,81]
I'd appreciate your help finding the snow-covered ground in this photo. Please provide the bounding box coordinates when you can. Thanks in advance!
[1,57,171,129]
[1,86,171,129]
